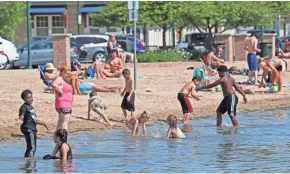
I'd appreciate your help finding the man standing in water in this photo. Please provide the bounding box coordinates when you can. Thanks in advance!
[244,33,261,85]
[197,65,247,127]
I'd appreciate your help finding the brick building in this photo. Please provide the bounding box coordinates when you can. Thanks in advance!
[15,1,113,45]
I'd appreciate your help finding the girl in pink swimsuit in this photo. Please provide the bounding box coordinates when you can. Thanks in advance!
[52,67,74,130]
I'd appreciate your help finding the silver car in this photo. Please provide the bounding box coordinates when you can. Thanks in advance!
[14,40,80,68]
[70,34,109,63]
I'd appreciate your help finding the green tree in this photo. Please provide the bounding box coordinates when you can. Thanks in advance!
[90,1,147,34]
[141,1,183,48]
[0,2,26,40]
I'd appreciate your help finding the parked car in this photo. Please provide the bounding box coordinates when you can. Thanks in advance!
[177,33,210,50]
[246,29,276,36]
[17,36,51,49]
[0,37,19,70]
[115,34,146,53]
[14,40,79,68]
[70,34,109,63]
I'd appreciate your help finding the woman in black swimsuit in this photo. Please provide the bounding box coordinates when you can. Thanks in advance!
[43,129,73,160]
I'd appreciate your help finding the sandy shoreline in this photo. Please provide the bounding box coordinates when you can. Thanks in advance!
[1,61,290,141]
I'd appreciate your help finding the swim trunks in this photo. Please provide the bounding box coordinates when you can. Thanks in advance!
[177,93,193,114]
[217,94,238,116]
[121,92,135,111]
[247,53,258,71]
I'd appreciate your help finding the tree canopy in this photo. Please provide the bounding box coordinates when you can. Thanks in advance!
[90,1,288,47]
[0,2,26,40]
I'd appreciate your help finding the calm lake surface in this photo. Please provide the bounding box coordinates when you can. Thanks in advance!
[0,109,290,173]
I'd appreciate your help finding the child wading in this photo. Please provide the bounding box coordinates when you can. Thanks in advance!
[177,76,201,125]
[125,111,149,136]
[121,69,135,120]
[88,92,114,126]
[197,65,247,127]
[43,129,73,160]
[17,89,48,158]
[166,115,186,139]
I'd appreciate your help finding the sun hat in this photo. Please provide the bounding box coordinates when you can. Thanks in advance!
[45,63,55,71]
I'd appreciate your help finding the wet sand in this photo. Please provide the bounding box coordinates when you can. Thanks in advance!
[1,61,290,141]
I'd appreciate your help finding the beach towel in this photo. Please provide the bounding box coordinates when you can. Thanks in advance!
[79,83,94,92]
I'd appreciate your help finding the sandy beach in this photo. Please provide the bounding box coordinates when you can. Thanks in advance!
[1,61,290,141]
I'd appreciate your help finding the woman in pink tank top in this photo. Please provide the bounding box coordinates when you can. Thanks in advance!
[52,66,74,130]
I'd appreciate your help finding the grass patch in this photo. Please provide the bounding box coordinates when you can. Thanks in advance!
[137,49,192,63]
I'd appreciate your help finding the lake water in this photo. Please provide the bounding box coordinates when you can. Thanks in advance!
[1,109,290,173]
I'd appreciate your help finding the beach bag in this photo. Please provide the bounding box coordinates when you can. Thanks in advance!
[85,66,96,79]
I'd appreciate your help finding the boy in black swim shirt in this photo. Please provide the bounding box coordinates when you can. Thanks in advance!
[197,65,247,127]
[17,89,49,158]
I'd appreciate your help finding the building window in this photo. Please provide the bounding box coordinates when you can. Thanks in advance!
[52,16,64,34]
[36,16,49,36]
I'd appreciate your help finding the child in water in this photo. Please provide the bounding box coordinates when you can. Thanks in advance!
[125,111,149,136]
[88,92,114,126]
[177,76,201,125]
[17,89,49,158]
[197,65,247,127]
[166,115,186,139]
[43,129,73,160]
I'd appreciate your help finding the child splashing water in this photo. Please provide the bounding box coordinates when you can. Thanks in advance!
[125,111,149,136]
[166,115,186,139]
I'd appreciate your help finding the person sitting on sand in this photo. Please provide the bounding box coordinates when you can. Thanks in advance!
[202,48,225,70]
[103,49,123,78]
[197,65,247,127]
[166,115,186,139]
[44,63,57,82]
[88,92,114,126]
[125,111,149,136]
[177,76,201,125]
[57,66,82,95]
[258,52,287,93]
[90,50,123,79]
[108,35,135,63]
[43,129,72,160]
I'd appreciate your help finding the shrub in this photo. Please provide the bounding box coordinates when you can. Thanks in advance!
[137,49,192,63]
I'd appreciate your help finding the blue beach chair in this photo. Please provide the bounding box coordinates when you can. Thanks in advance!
[38,65,54,93]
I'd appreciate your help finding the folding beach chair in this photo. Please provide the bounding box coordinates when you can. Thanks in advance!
[38,65,54,93]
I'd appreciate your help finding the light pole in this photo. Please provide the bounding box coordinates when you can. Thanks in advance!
[77,1,80,34]
[26,1,32,69]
